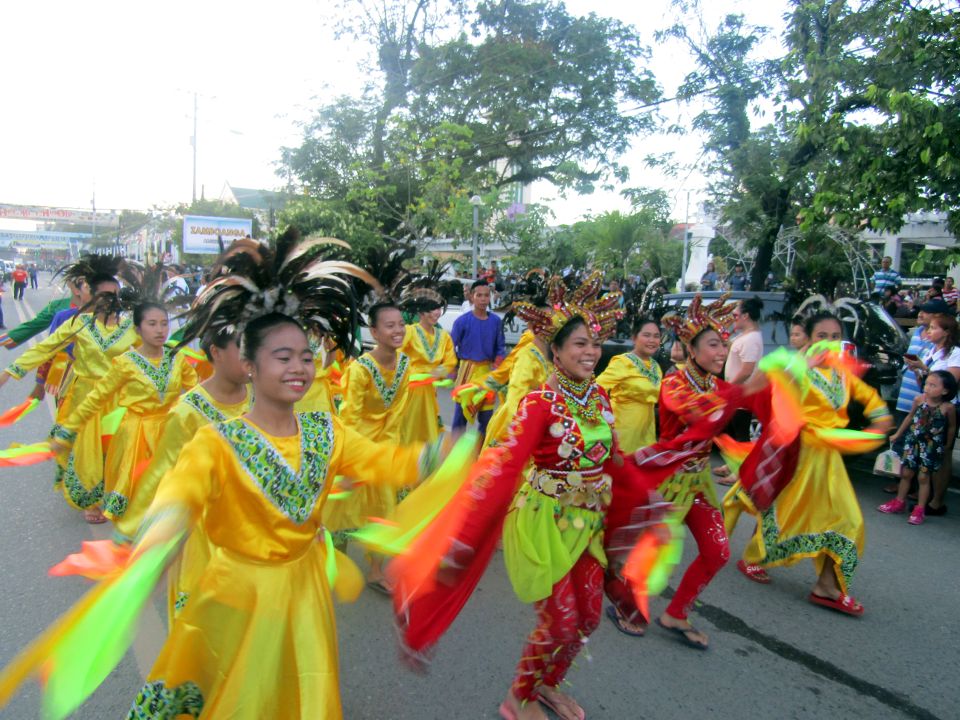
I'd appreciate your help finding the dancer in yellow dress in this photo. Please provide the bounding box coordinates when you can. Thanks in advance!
[0,232,445,720]
[324,301,412,588]
[50,265,198,530]
[400,284,456,443]
[130,327,249,620]
[597,317,663,453]
[296,334,341,414]
[0,254,136,523]
[735,311,892,615]
[481,297,554,449]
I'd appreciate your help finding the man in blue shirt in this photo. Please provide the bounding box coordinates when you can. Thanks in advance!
[451,280,506,436]
[872,256,902,295]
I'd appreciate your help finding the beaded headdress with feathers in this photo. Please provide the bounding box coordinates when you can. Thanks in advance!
[178,228,380,354]
[112,261,194,315]
[662,293,737,344]
[53,253,128,317]
[513,270,624,343]
[398,258,450,315]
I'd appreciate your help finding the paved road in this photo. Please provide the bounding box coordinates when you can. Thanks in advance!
[0,284,957,719]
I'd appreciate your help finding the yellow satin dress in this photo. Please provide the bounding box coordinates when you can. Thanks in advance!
[741,367,891,592]
[322,352,411,531]
[130,412,423,720]
[484,328,534,401]
[401,322,457,443]
[7,313,137,509]
[482,342,550,449]
[597,352,663,454]
[54,348,198,524]
[123,384,249,621]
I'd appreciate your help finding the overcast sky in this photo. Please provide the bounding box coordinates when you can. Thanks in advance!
[0,0,789,230]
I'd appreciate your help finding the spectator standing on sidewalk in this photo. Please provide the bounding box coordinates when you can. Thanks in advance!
[28,263,38,289]
[941,277,958,308]
[11,265,27,300]
[872,256,902,296]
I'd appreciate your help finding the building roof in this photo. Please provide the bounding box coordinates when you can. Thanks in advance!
[224,185,289,211]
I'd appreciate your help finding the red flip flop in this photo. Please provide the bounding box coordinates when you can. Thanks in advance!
[737,559,771,584]
[808,592,864,617]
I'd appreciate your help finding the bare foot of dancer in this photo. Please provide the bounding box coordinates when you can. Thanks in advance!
[499,691,547,720]
[538,686,585,720]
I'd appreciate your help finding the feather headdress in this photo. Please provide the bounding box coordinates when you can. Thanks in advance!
[113,261,194,315]
[512,270,624,343]
[399,258,451,315]
[178,228,379,354]
[361,242,416,307]
[53,253,124,290]
[662,293,737,344]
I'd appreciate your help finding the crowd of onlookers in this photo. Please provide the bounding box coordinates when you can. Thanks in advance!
[872,255,960,318]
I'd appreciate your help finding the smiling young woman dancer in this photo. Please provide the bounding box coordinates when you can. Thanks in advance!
[386,272,674,720]
[597,317,663,454]
[0,231,449,720]
[735,311,892,614]
[399,281,457,443]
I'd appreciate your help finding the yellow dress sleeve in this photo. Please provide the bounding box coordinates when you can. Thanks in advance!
[401,325,417,358]
[337,360,370,430]
[149,425,222,522]
[120,403,205,538]
[597,355,629,397]
[502,350,544,415]
[331,415,423,489]
[849,372,893,425]
[5,318,81,378]
[179,356,199,393]
[55,357,129,439]
[439,331,458,375]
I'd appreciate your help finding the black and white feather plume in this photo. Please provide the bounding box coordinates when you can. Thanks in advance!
[178,228,380,354]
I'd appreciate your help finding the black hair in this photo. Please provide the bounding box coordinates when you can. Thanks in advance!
[89,273,119,293]
[740,296,764,322]
[368,301,401,328]
[241,313,305,362]
[790,314,805,327]
[928,370,958,403]
[201,327,240,362]
[133,302,167,327]
[470,279,489,292]
[804,310,842,338]
[551,316,588,349]
[632,316,660,336]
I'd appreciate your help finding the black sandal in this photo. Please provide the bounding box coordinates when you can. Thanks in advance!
[655,617,708,650]
[605,605,646,637]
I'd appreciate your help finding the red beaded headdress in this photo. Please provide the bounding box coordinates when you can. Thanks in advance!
[514,271,624,343]
[662,293,736,344]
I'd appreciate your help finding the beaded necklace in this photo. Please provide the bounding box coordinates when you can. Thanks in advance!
[555,366,603,424]
[626,352,662,386]
[683,361,716,393]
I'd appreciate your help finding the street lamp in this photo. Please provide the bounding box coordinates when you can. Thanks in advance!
[470,194,483,279]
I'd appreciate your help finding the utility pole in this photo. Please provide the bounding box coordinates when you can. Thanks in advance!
[191,92,198,204]
[680,190,690,291]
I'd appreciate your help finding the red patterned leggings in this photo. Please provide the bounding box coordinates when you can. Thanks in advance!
[512,553,603,702]
[666,493,730,619]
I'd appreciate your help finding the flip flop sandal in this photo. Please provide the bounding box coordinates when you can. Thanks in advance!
[605,605,646,637]
[808,592,864,617]
[498,701,519,720]
[716,476,736,487]
[737,559,771,584]
[655,617,709,650]
[538,691,585,720]
[366,580,391,596]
